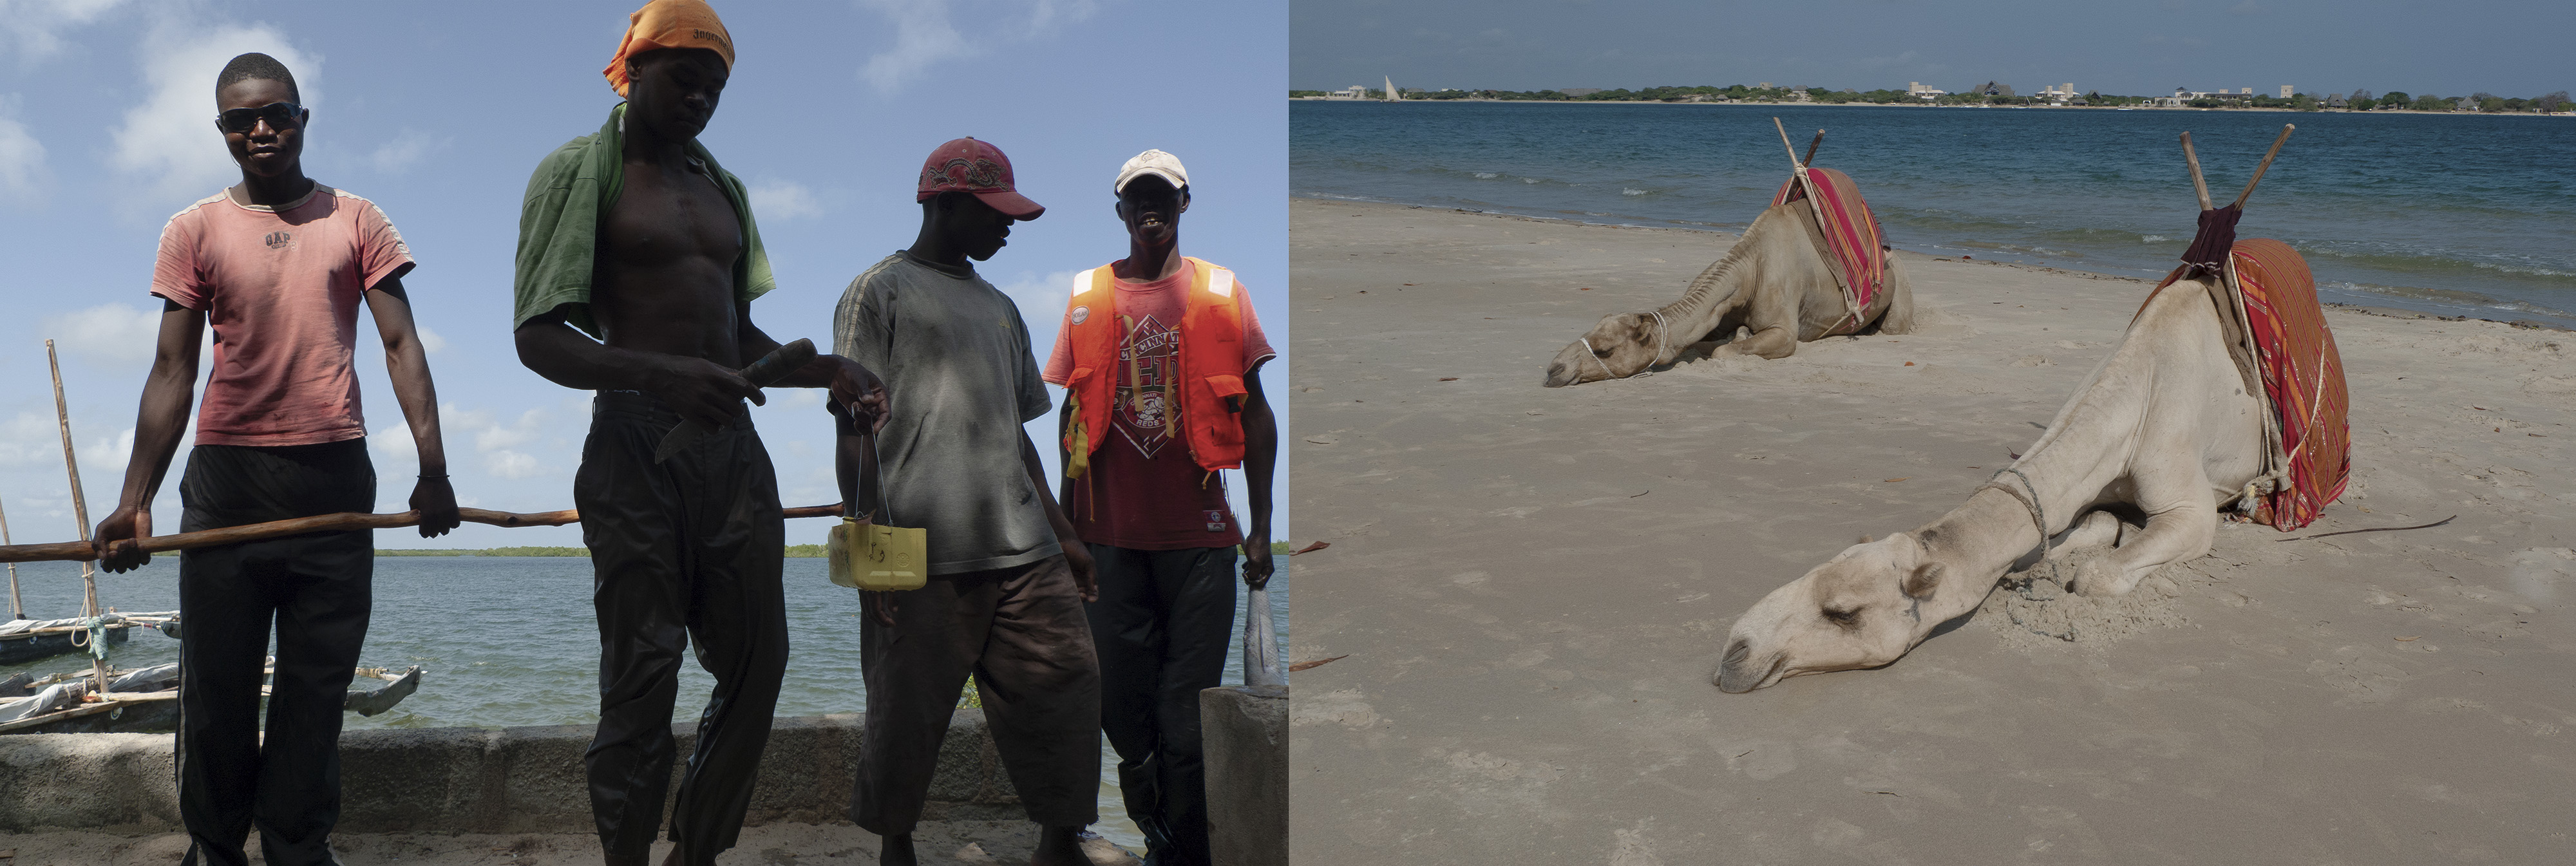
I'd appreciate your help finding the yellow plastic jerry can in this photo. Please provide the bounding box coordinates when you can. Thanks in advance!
[828,518,927,592]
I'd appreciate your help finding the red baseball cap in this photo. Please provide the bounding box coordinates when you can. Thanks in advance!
[916,137,1044,220]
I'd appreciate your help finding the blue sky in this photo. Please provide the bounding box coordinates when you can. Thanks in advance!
[1293,0,2574,97]
[0,0,1287,550]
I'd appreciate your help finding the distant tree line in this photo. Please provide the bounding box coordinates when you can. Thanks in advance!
[1291,86,2574,113]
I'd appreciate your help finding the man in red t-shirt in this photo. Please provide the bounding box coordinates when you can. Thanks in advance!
[89,53,458,866]
[1041,150,1274,866]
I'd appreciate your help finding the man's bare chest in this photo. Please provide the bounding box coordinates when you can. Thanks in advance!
[601,160,742,269]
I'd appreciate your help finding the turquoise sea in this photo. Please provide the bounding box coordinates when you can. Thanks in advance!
[2,556,1289,849]
[1292,101,2576,328]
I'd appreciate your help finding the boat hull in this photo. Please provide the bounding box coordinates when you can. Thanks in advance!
[0,622,133,665]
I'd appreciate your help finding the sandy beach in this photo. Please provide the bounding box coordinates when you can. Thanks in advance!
[1285,198,2574,862]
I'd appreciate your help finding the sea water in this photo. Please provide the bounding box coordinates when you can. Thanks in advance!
[1,556,1288,849]
[1293,100,2576,327]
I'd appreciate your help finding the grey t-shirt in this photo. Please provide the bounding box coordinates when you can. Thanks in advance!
[834,251,1060,575]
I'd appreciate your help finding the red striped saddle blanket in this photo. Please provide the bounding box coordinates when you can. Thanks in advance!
[1772,167,1886,335]
[2142,239,2351,531]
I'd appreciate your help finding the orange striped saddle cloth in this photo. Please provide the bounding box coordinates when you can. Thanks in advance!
[2143,239,2351,530]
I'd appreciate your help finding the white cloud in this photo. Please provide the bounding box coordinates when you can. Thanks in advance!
[855,0,1098,93]
[473,408,544,453]
[42,302,161,370]
[0,411,67,467]
[748,180,824,221]
[80,427,133,469]
[0,95,51,203]
[993,268,1081,326]
[368,129,446,175]
[108,21,322,209]
[415,326,446,354]
[484,450,541,479]
[1,0,129,63]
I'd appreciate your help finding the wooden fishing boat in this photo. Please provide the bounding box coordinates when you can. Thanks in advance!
[0,661,422,735]
[0,611,176,665]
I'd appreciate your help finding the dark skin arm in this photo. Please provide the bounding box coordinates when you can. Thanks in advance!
[91,301,202,572]
[1238,358,1277,589]
[361,276,460,538]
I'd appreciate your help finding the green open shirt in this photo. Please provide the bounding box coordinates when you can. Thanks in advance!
[512,103,775,338]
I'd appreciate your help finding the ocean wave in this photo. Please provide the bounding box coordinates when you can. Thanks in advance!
[2140,234,2170,243]
[1473,172,1499,179]
[1622,188,1653,196]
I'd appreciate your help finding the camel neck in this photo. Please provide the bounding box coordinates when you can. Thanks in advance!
[1911,487,2049,625]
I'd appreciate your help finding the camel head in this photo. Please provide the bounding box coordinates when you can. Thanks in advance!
[1544,312,1663,387]
[1715,533,1947,692]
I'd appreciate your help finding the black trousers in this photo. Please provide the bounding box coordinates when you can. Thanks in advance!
[853,555,1103,834]
[175,439,376,866]
[576,391,789,865]
[1084,545,1239,866]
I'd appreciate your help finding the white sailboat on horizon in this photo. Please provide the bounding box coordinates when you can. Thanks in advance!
[1383,75,1401,102]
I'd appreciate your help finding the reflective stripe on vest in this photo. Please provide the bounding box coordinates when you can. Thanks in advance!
[1059,257,1247,478]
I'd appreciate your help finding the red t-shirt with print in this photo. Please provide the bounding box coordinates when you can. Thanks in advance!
[1041,263,1274,551]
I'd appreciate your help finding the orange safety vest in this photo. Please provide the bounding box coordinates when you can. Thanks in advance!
[1059,257,1248,478]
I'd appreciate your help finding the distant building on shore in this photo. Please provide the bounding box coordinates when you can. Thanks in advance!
[1327,85,1368,100]
[2036,82,2078,104]
[1967,80,2016,97]
[1908,82,1947,100]
[2280,84,2295,99]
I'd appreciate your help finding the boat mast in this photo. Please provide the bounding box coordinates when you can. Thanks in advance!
[46,340,111,691]
[1,492,20,621]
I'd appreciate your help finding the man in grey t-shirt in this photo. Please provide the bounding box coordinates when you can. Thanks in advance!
[833,137,1101,866]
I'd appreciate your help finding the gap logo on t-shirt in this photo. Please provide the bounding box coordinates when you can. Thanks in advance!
[1115,314,1180,458]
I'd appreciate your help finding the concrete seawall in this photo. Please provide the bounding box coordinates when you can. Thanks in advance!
[0,712,1018,833]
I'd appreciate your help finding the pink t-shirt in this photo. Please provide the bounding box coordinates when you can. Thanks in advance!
[1041,262,1274,550]
[151,186,415,447]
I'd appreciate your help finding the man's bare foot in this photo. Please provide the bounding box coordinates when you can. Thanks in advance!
[882,833,918,866]
[1030,825,1087,866]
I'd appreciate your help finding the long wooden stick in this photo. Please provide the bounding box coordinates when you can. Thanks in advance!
[2230,124,2295,208]
[1772,117,1803,173]
[1801,129,1824,167]
[46,341,109,692]
[9,504,847,564]
[1,492,21,620]
[2179,132,2213,211]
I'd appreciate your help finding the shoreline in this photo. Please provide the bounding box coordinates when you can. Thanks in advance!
[1290,98,2576,117]
[1289,196,2575,332]
[1287,198,2575,862]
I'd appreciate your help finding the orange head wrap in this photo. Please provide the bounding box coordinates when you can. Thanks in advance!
[603,0,737,97]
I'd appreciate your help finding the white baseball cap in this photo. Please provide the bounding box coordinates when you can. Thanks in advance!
[1114,149,1189,194]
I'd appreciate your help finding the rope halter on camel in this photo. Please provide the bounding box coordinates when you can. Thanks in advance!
[1580,309,1674,382]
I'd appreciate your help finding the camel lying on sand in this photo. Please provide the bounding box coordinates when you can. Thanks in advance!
[1713,124,2329,693]
[1542,200,1915,387]
[1712,269,2266,692]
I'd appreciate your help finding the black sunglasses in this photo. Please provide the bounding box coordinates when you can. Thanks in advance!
[216,101,305,134]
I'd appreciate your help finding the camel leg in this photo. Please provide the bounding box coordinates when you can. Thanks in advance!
[1876,255,1917,335]
[2058,509,2124,551]
[1714,326,1797,359]
[2073,466,2217,597]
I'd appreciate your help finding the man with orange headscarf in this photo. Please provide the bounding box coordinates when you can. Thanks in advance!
[511,3,887,865]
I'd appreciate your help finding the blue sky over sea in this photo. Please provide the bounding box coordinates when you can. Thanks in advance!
[0,0,1289,549]
[1293,0,2573,98]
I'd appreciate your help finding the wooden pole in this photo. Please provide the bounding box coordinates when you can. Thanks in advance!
[46,340,109,691]
[1772,117,1803,173]
[1801,129,1824,167]
[2179,132,2214,211]
[1,492,20,620]
[12,503,847,564]
[2230,124,2295,209]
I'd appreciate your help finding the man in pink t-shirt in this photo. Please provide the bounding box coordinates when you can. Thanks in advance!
[1040,150,1276,866]
[89,53,457,866]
